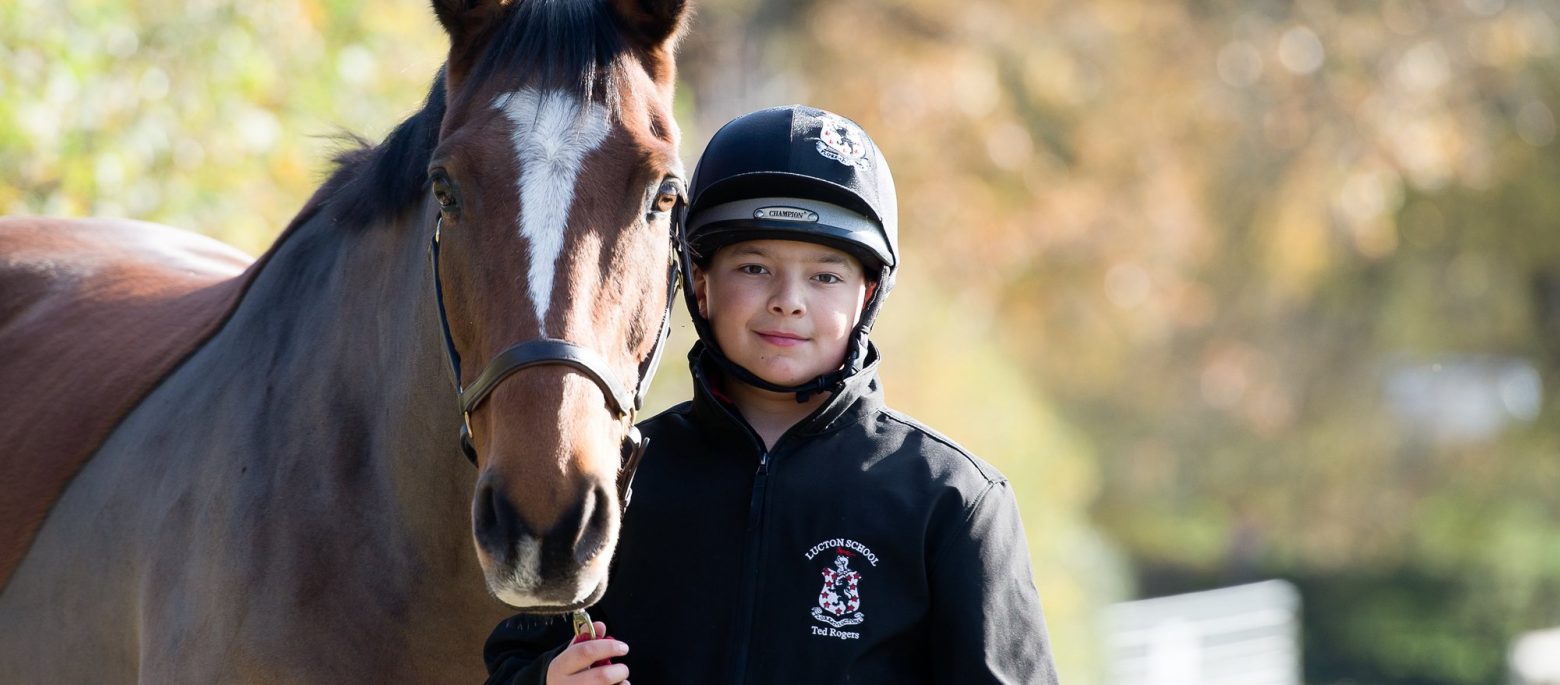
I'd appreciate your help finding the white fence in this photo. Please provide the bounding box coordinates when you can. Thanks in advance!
[1512,627,1560,685]
[1103,580,1301,685]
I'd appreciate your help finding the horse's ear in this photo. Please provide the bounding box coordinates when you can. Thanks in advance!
[432,0,508,65]
[608,0,689,52]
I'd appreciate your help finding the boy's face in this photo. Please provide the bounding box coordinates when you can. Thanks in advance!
[694,239,871,388]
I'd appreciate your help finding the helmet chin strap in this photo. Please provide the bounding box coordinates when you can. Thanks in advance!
[701,344,840,403]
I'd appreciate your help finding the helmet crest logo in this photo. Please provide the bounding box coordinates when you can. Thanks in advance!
[814,114,870,168]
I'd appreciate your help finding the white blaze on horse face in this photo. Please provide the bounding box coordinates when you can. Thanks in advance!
[495,89,611,335]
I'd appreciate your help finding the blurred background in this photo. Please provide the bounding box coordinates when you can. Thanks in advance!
[4,0,1558,682]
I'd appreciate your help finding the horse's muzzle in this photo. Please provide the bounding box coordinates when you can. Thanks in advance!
[472,472,617,608]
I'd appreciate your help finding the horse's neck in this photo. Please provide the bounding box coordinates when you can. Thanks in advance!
[221,207,469,533]
[115,207,507,672]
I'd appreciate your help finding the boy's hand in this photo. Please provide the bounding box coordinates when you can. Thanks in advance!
[546,622,630,685]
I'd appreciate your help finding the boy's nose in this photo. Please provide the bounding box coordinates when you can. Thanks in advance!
[769,279,806,315]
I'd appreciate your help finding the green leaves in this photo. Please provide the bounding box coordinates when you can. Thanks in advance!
[0,0,443,254]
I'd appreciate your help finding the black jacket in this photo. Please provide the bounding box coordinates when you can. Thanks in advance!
[484,343,1059,684]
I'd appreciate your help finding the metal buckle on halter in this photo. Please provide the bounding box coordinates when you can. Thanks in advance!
[571,609,598,639]
[618,424,648,510]
[459,411,477,464]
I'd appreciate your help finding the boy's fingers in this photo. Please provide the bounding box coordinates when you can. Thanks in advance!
[582,638,629,660]
[557,639,630,673]
[552,644,592,674]
[579,663,630,684]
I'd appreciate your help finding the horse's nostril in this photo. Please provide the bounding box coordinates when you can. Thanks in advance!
[475,481,499,531]
[572,482,614,565]
[473,474,526,560]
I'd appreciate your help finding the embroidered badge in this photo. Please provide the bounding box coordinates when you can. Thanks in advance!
[813,114,870,168]
[813,552,864,627]
[804,538,879,640]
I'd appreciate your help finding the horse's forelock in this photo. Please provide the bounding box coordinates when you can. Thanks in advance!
[461,0,633,115]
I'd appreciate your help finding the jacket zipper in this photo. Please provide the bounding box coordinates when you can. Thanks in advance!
[726,446,769,685]
[708,388,781,685]
[698,362,828,683]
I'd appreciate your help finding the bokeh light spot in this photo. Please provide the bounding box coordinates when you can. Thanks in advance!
[1278,26,1325,74]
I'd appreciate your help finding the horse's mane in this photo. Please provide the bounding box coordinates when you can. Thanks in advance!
[313,0,631,232]
[316,75,448,231]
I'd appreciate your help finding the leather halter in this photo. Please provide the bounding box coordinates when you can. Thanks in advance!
[428,209,682,509]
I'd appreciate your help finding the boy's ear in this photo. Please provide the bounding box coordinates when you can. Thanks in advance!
[692,264,709,319]
[431,0,510,81]
[606,0,689,52]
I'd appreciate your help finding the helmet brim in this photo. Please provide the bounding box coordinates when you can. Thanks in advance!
[689,221,890,276]
[697,171,884,227]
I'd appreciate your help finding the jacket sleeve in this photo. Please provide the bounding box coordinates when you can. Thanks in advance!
[927,479,1061,684]
[483,614,573,685]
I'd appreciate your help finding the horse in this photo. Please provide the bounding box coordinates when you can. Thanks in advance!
[0,0,689,680]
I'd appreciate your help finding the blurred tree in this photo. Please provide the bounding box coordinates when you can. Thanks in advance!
[0,0,445,254]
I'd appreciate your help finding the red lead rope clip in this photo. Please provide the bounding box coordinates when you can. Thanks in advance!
[570,609,615,668]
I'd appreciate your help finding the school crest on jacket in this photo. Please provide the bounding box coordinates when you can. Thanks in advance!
[813,551,865,628]
[805,538,879,639]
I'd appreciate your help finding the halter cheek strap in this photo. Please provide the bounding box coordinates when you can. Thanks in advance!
[428,210,681,509]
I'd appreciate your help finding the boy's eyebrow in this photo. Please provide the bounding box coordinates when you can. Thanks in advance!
[728,244,856,268]
[729,245,770,258]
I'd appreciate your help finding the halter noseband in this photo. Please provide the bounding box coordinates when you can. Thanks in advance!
[428,207,682,509]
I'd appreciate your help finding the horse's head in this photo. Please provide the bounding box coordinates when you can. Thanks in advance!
[427,0,688,610]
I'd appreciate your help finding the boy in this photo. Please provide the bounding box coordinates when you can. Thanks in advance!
[484,105,1059,684]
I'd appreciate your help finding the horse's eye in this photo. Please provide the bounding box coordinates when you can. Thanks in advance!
[653,178,682,213]
[432,176,458,211]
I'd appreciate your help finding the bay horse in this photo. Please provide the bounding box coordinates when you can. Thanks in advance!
[0,0,688,681]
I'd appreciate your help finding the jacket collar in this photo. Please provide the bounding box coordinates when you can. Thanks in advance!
[686,340,885,448]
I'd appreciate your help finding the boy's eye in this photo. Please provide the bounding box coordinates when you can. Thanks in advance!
[816,273,843,284]
[738,264,767,275]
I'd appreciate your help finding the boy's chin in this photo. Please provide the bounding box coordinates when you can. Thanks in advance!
[724,349,844,391]
[742,365,825,391]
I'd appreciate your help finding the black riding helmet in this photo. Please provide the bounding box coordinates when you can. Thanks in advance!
[677,104,899,401]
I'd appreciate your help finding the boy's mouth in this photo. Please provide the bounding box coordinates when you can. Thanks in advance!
[756,330,808,347]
